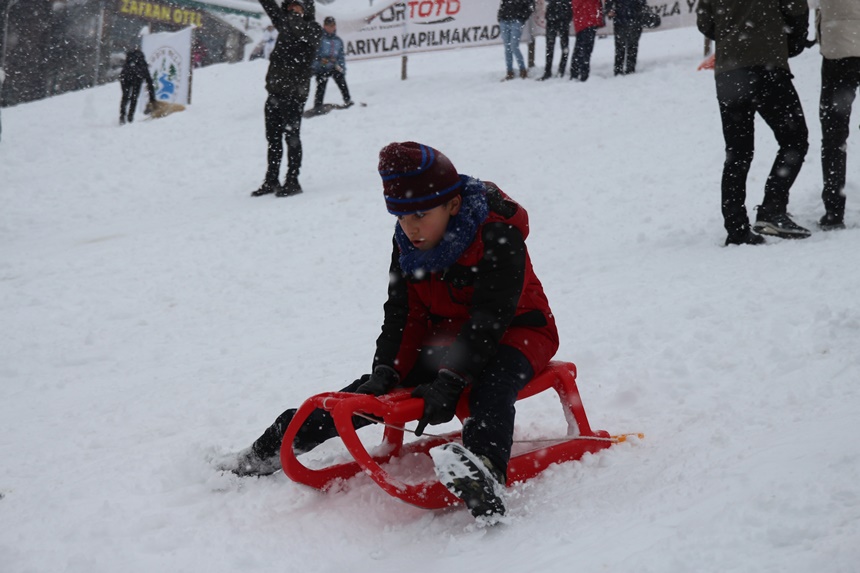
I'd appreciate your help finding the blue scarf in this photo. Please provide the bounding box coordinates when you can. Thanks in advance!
[394,176,489,277]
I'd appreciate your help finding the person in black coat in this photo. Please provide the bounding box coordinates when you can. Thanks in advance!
[252,0,322,197]
[606,0,646,75]
[540,0,572,80]
[119,48,156,125]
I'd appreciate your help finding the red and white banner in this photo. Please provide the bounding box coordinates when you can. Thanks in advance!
[316,0,507,61]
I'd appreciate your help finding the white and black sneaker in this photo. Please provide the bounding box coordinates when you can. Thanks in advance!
[430,443,506,521]
[216,445,281,477]
[753,208,811,239]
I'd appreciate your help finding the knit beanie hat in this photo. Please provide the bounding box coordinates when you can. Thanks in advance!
[378,142,462,215]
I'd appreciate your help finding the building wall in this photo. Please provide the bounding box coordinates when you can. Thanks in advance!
[1,0,251,107]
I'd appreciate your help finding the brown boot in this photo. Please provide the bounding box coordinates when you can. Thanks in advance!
[519,68,528,79]
[501,70,515,81]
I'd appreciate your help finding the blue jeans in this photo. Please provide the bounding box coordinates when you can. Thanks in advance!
[500,19,526,73]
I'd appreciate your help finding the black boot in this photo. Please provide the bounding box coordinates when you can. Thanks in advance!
[277,172,303,197]
[251,180,280,197]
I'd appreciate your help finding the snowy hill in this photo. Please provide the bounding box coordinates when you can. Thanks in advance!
[2,26,859,573]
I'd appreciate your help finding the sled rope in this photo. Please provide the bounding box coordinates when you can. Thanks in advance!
[351,412,643,444]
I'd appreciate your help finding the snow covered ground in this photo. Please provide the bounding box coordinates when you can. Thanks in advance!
[2,25,859,573]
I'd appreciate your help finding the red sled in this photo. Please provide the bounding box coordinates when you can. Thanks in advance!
[279,360,615,509]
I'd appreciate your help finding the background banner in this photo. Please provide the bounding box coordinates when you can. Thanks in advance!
[140,27,193,112]
[317,0,505,61]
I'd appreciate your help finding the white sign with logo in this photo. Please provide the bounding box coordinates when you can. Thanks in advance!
[318,0,507,61]
[140,27,193,112]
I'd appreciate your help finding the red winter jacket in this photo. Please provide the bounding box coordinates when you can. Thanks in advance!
[373,184,559,383]
[573,0,605,34]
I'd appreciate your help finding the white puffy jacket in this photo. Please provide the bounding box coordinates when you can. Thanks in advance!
[816,0,860,59]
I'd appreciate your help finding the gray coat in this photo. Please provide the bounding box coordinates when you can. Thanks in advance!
[817,0,860,60]
[697,0,809,74]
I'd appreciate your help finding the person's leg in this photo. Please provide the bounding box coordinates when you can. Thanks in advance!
[313,72,328,109]
[716,68,757,238]
[625,26,642,74]
[558,23,570,76]
[461,345,534,480]
[570,30,583,79]
[119,80,132,123]
[613,27,626,75]
[127,82,142,122]
[500,20,515,75]
[578,27,597,81]
[281,96,305,191]
[510,20,526,73]
[264,94,287,185]
[332,70,352,104]
[755,69,809,214]
[820,57,859,220]
[251,376,377,458]
[253,346,443,458]
[543,26,557,78]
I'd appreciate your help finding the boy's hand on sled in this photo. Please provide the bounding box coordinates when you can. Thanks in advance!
[356,365,400,396]
[412,370,467,436]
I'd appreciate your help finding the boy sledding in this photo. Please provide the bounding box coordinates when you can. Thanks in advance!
[222,141,572,521]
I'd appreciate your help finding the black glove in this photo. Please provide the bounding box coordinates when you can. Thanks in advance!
[788,35,808,58]
[411,370,467,436]
[355,365,400,396]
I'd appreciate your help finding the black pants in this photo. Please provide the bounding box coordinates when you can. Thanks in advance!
[716,67,809,237]
[820,56,860,218]
[120,78,154,123]
[253,345,534,478]
[544,21,570,77]
[313,69,351,109]
[613,25,642,75]
[264,93,304,184]
[571,27,597,81]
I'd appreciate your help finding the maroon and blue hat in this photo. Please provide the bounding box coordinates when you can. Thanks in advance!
[378,142,462,215]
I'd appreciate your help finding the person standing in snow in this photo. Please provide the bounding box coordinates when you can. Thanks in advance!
[814,0,860,231]
[251,0,321,198]
[118,48,156,125]
[222,141,560,522]
[539,0,572,80]
[570,0,605,81]
[697,0,813,245]
[605,0,646,76]
[498,0,535,80]
[310,16,353,114]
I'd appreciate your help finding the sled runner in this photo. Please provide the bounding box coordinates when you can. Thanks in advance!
[280,361,623,509]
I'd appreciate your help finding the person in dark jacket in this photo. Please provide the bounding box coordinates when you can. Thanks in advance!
[251,0,321,198]
[498,0,536,80]
[539,0,572,80]
[570,0,605,81]
[221,141,560,521]
[815,0,860,231]
[119,48,156,125]
[698,0,812,245]
[605,0,646,75]
[310,16,352,113]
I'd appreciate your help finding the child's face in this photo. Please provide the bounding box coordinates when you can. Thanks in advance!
[324,22,336,33]
[396,197,462,251]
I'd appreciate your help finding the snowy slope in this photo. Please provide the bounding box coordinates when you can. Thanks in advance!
[2,26,859,573]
